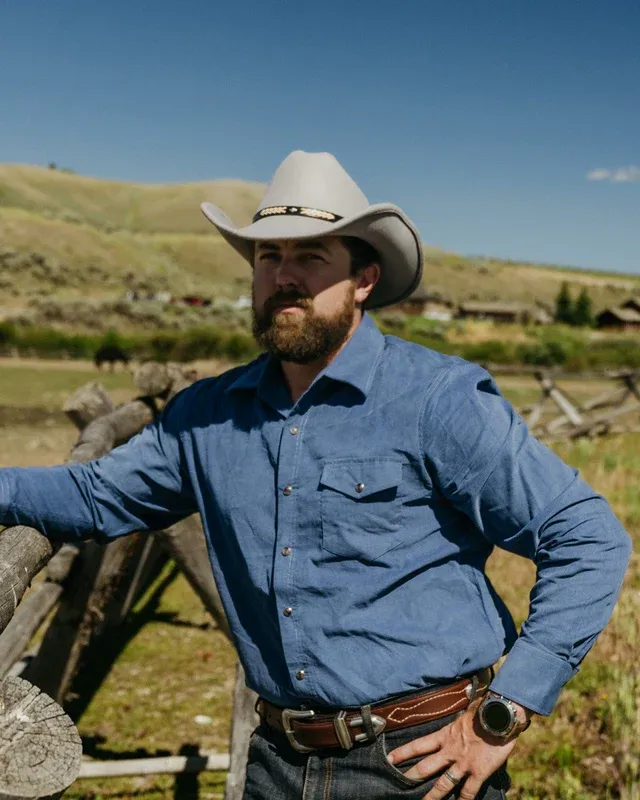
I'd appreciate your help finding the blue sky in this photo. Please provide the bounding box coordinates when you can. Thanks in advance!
[0,0,638,273]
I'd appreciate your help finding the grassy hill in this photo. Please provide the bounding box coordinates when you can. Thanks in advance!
[0,164,638,323]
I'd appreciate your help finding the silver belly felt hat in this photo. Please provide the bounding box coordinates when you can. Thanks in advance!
[200,150,423,310]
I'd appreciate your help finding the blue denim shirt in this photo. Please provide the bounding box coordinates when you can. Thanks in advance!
[0,314,631,715]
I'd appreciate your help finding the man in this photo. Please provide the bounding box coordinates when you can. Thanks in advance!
[0,151,631,799]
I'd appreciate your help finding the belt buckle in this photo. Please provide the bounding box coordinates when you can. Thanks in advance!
[333,710,386,750]
[281,708,315,753]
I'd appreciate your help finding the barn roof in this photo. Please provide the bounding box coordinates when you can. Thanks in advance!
[621,297,640,312]
[598,307,640,323]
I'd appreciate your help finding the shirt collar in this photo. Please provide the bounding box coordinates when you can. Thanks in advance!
[225,312,384,402]
[318,312,384,398]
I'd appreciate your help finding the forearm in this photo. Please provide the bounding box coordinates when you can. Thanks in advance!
[0,463,139,542]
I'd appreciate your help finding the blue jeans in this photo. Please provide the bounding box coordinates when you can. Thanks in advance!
[244,711,511,799]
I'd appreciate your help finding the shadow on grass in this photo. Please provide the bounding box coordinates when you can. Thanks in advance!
[66,562,181,723]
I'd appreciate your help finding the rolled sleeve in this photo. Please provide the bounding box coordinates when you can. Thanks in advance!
[423,363,632,714]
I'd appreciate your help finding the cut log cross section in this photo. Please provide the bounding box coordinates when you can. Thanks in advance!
[0,676,82,800]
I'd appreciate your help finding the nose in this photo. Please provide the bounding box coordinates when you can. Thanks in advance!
[274,258,302,291]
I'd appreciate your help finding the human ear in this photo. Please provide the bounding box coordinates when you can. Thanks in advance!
[354,263,380,304]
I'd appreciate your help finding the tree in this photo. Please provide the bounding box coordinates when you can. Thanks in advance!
[555,282,574,324]
[573,288,594,327]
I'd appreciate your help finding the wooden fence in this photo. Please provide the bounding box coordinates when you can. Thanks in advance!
[0,363,256,799]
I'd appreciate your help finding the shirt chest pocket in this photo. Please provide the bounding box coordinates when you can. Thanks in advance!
[319,459,404,561]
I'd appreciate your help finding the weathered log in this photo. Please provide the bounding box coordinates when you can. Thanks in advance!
[68,398,156,463]
[133,362,197,400]
[0,676,81,800]
[224,663,259,800]
[0,528,56,636]
[133,362,173,398]
[62,383,115,431]
[538,375,583,426]
[166,364,198,400]
[156,516,231,640]
[77,752,229,778]
[117,536,167,623]
[568,402,640,440]
[43,544,79,585]
[24,535,145,704]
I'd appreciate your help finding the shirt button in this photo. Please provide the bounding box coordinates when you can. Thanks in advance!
[283,485,293,496]
[283,607,293,617]
[281,547,292,556]
[355,482,365,493]
[296,670,305,681]
[289,426,299,435]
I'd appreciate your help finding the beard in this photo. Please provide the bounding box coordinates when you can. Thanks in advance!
[252,283,356,364]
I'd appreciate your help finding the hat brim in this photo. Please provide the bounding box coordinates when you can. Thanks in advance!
[200,202,423,310]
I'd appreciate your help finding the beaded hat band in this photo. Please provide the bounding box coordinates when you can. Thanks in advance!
[253,206,344,224]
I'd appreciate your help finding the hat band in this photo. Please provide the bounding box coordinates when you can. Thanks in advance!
[253,205,344,223]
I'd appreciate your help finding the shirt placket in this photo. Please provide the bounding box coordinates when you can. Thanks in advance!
[272,410,310,693]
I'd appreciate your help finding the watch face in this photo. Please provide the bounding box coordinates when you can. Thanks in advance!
[482,699,513,735]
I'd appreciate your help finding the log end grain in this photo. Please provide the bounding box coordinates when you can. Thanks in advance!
[0,676,82,800]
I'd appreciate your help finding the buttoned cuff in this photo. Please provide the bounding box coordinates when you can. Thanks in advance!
[488,638,577,716]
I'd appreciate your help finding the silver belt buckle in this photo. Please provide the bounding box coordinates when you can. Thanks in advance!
[333,710,386,750]
[281,708,315,753]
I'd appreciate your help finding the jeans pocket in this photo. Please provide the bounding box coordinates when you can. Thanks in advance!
[376,731,435,789]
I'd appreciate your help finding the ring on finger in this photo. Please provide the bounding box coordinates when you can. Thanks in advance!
[444,769,463,785]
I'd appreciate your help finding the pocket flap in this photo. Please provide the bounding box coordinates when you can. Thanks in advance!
[320,460,403,499]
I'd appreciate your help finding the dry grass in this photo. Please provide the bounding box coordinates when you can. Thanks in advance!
[0,164,263,234]
[0,208,251,303]
[1,163,639,314]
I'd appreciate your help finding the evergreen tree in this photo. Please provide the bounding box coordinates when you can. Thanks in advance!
[555,282,574,324]
[573,288,594,327]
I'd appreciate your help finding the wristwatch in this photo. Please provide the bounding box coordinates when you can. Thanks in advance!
[477,693,530,739]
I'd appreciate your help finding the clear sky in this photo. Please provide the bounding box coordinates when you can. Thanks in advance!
[1,0,638,273]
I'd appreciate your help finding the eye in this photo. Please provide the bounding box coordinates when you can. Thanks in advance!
[300,253,325,263]
[258,252,279,262]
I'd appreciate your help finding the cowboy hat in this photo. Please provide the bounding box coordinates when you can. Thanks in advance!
[200,150,423,309]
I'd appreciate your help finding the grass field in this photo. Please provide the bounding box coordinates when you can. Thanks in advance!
[0,360,637,799]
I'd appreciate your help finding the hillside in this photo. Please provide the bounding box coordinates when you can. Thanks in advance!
[0,164,638,326]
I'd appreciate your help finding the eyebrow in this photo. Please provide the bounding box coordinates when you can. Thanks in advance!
[256,240,331,254]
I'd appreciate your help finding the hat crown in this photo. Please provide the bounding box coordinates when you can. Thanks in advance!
[258,151,370,218]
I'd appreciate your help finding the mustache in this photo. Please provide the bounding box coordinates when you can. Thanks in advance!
[263,291,312,316]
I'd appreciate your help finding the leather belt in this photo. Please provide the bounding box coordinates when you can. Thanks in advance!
[257,667,492,753]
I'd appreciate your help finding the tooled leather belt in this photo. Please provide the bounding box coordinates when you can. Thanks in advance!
[257,667,492,752]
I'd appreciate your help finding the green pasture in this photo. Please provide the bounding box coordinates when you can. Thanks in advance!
[0,363,133,411]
